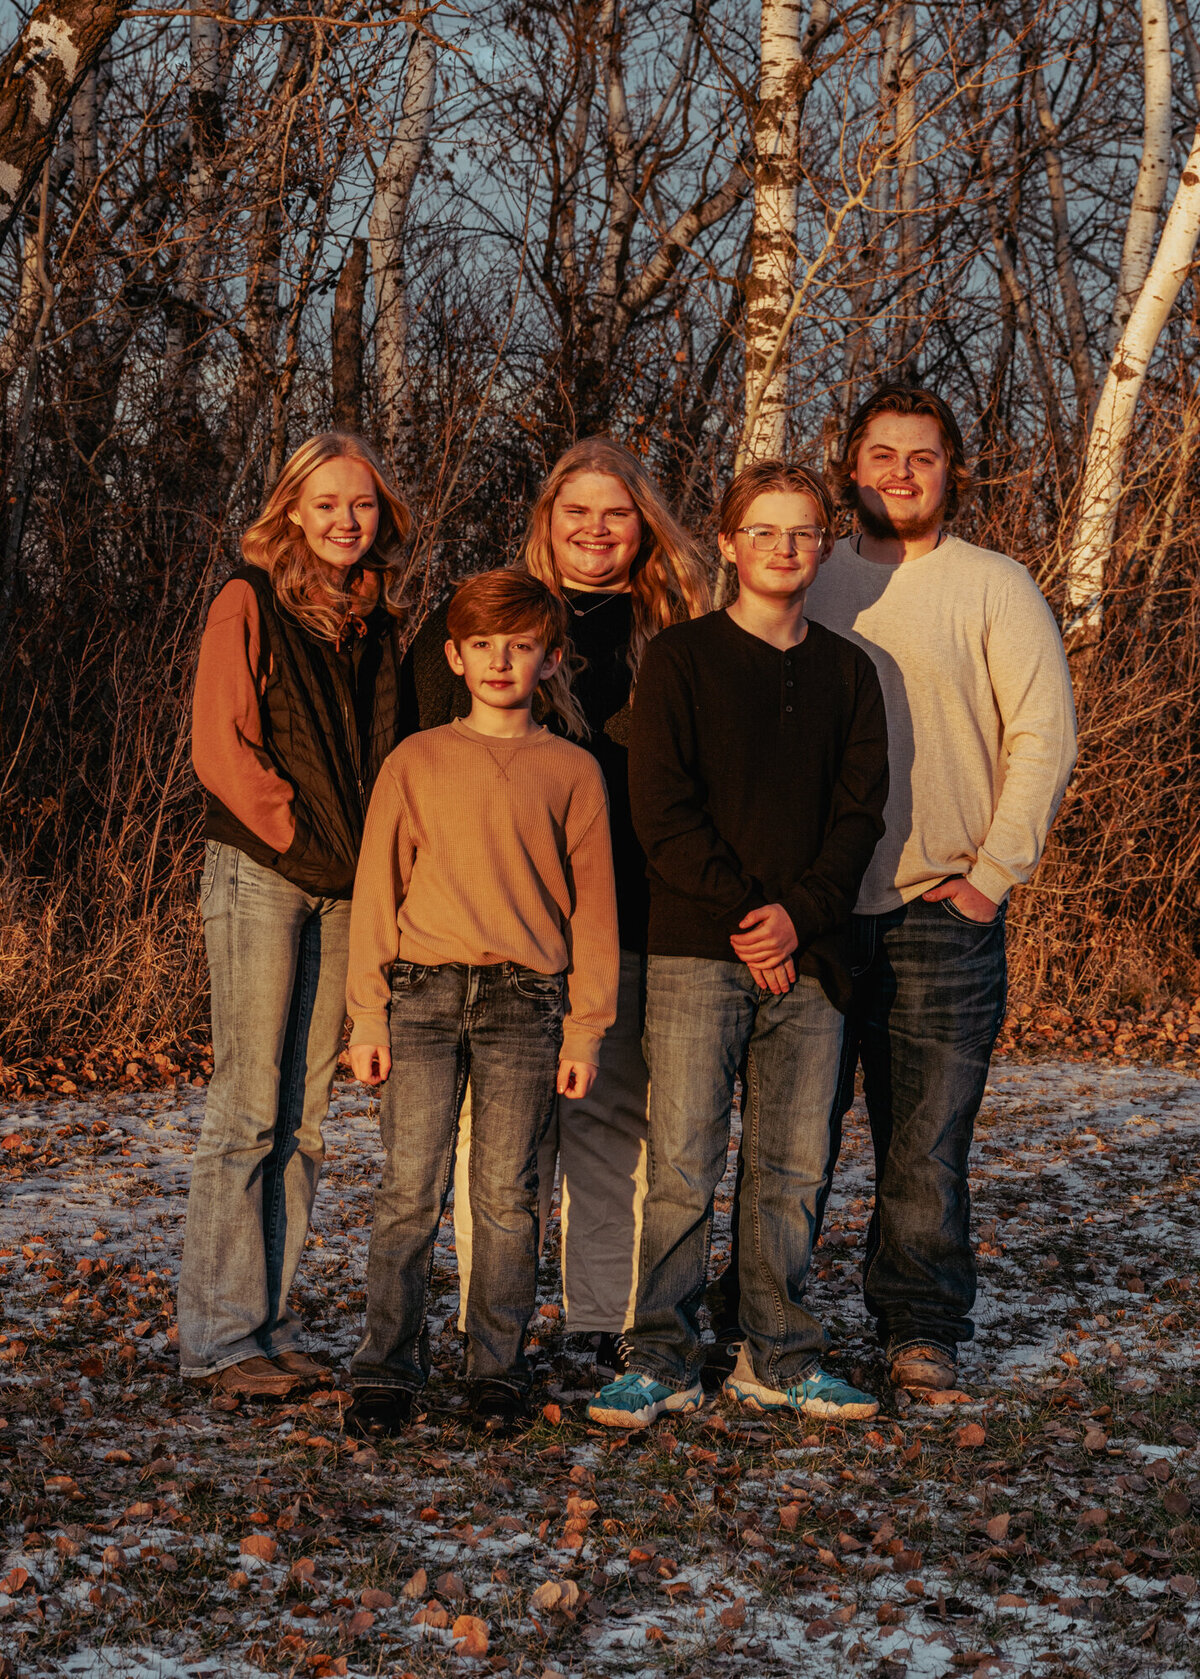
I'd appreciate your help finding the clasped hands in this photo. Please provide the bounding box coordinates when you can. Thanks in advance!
[729,903,798,994]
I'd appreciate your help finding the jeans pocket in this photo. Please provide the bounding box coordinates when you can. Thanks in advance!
[938,896,1000,929]
[199,840,224,914]
[508,967,566,1004]
[391,960,431,993]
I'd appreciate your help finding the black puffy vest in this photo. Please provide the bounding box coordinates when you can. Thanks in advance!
[203,565,414,897]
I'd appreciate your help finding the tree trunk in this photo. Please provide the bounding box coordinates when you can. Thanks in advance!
[370,26,437,450]
[1064,115,1200,636]
[1109,0,1172,351]
[886,3,919,373]
[1024,17,1094,425]
[0,0,131,245]
[332,237,368,433]
[163,7,227,424]
[739,0,829,465]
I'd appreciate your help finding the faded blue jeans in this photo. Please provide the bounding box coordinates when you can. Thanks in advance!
[626,958,844,1391]
[831,895,1008,1359]
[350,961,563,1396]
[177,842,350,1377]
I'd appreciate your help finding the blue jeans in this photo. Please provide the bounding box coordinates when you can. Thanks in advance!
[178,843,350,1377]
[627,958,844,1390]
[350,961,563,1395]
[830,896,1008,1357]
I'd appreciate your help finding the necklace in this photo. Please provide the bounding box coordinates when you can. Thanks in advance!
[564,589,627,619]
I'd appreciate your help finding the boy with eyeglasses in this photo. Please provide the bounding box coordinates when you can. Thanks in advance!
[587,462,889,1428]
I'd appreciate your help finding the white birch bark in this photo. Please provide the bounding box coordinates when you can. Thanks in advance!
[1064,115,1200,633]
[1109,0,1172,351]
[370,25,436,444]
[739,0,824,465]
[1170,0,1200,107]
[594,0,637,350]
[0,0,130,245]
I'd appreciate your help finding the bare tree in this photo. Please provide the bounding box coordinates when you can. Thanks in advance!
[1108,0,1173,351]
[370,22,437,450]
[1064,111,1200,635]
[0,0,131,245]
[739,0,829,463]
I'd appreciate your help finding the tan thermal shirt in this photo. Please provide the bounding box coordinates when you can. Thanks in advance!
[347,720,620,1064]
[805,535,1077,913]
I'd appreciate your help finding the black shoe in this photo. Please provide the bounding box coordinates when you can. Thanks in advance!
[468,1378,529,1433]
[591,1333,631,1385]
[344,1386,415,1439]
[700,1329,743,1393]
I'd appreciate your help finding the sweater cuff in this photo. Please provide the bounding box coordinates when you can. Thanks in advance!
[561,1022,603,1066]
[349,1011,390,1049]
[780,886,822,955]
[965,859,1012,908]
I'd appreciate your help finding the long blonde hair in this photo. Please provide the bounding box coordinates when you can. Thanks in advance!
[520,437,711,673]
[242,433,414,643]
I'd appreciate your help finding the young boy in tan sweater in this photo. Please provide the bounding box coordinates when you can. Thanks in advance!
[345,570,619,1434]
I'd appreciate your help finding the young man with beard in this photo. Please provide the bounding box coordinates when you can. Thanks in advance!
[799,384,1076,1395]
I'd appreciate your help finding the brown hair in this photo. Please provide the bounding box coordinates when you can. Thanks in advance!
[717,460,835,541]
[446,569,588,740]
[241,432,414,643]
[520,436,712,675]
[829,384,972,519]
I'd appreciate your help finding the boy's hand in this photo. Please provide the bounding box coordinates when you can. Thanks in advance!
[557,1058,597,1099]
[730,903,798,966]
[349,1043,391,1085]
[747,960,796,996]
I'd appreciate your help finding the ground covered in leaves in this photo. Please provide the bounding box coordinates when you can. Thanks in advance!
[1,1059,1198,1679]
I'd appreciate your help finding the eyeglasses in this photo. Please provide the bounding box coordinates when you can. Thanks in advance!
[736,525,826,552]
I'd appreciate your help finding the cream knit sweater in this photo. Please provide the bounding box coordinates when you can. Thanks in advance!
[805,535,1077,913]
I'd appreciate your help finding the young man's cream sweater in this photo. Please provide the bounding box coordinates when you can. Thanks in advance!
[347,719,619,1064]
[805,535,1077,914]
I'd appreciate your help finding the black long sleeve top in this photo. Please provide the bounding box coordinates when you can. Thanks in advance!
[408,586,649,950]
[628,610,889,1008]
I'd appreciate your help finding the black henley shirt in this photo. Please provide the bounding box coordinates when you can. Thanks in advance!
[629,610,889,1007]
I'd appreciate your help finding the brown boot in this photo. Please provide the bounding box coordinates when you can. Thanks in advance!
[889,1345,958,1393]
[202,1356,297,1399]
[272,1350,332,1384]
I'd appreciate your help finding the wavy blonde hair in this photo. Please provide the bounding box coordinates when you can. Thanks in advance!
[520,437,711,673]
[241,433,414,643]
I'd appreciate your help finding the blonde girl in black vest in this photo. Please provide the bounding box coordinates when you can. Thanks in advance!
[178,434,415,1397]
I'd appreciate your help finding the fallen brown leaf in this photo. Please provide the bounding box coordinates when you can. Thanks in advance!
[451,1612,489,1655]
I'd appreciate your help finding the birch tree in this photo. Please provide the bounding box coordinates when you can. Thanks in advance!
[1108,0,1173,350]
[739,0,829,464]
[1064,113,1200,634]
[370,22,437,449]
[0,0,130,245]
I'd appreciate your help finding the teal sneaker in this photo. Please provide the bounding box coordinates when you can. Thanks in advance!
[723,1346,878,1421]
[586,1370,706,1429]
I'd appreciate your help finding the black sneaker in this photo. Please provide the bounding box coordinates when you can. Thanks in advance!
[700,1329,743,1393]
[591,1333,631,1385]
[468,1378,529,1433]
[344,1386,415,1439]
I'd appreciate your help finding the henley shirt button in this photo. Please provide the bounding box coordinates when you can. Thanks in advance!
[786,679,794,688]
[785,704,794,713]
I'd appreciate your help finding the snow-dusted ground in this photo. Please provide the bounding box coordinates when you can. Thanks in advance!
[1,1059,1198,1679]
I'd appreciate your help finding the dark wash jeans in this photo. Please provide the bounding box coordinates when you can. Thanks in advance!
[350,961,563,1396]
[829,894,1008,1357]
[627,959,843,1391]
